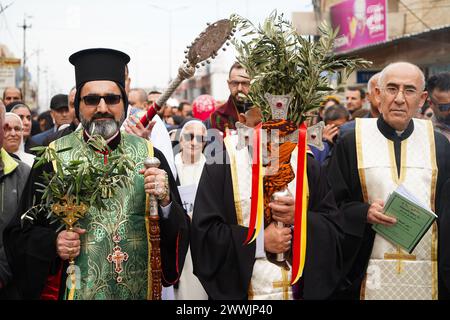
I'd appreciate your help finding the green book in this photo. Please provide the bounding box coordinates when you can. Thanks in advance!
[372,185,437,254]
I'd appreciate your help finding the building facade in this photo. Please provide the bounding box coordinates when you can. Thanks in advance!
[294,0,450,86]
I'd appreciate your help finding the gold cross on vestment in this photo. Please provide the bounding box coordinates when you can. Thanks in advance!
[384,246,416,274]
[272,269,290,300]
[51,195,88,230]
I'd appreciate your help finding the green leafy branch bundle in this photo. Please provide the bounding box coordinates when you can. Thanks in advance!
[23,134,135,229]
[230,11,372,125]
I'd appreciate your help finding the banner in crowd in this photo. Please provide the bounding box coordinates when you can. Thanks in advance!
[331,0,387,53]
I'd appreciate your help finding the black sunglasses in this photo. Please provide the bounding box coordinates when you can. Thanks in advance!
[438,103,450,112]
[183,133,207,143]
[82,94,121,106]
[430,98,450,112]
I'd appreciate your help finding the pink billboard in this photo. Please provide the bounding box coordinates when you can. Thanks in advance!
[331,0,387,53]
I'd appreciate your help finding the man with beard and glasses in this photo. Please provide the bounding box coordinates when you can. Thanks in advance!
[3,49,189,300]
[205,62,252,136]
[427,72,450,141]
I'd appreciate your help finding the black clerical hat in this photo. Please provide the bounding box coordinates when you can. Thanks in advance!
[69,48,130,120]
[50,94,68,110]
[69,48,130,88]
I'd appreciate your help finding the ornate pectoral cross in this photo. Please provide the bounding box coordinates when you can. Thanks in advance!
[384,246,416,274]
[272,269,291,300]
[107,234,129,283]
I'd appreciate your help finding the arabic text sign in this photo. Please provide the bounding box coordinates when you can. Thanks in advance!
[331,0,387,53]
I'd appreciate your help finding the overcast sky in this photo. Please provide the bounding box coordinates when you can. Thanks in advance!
[1,0,311,106]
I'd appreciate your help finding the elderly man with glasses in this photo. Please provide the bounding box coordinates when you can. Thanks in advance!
[328,62,449,300]
[0,103,31,300]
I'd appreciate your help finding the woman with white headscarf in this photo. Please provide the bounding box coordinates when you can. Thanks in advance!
[3,112,35,167]
[175,119,207,186]
[174,119,208,300]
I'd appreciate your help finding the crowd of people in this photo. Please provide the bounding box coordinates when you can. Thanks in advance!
[0,48,449,300]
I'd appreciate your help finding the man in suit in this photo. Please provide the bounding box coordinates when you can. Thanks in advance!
[29,94,74,147]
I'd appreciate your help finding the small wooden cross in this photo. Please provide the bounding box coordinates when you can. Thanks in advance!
[272,269,291,300]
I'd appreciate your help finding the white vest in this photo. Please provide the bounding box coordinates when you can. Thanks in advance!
[224,134,300,300]
[356,118,438,300]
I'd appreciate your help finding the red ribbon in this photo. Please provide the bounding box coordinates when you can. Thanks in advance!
[245,122,262,244]
[291,122,307,284]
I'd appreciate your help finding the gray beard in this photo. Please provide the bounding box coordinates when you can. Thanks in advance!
[80,114,125,140]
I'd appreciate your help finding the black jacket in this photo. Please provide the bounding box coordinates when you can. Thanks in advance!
[0,149,30,298]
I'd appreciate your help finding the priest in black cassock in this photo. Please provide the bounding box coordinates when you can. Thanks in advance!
[328,62,449,300]
[3,48,189,300]
[190,109,344,300]
[439,179,450,299]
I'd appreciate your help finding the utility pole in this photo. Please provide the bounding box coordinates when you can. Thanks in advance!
[0,2,14,15]
[36,47,42,109]
[18,15,32,102]
[42,67,49,108]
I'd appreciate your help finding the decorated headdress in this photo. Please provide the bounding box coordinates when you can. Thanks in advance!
[231,12,371,284]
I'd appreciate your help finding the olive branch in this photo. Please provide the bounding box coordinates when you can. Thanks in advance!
[22,134,135,230]
[230,11,372,125]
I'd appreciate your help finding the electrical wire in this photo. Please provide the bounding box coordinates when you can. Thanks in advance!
[0,6,21,53]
